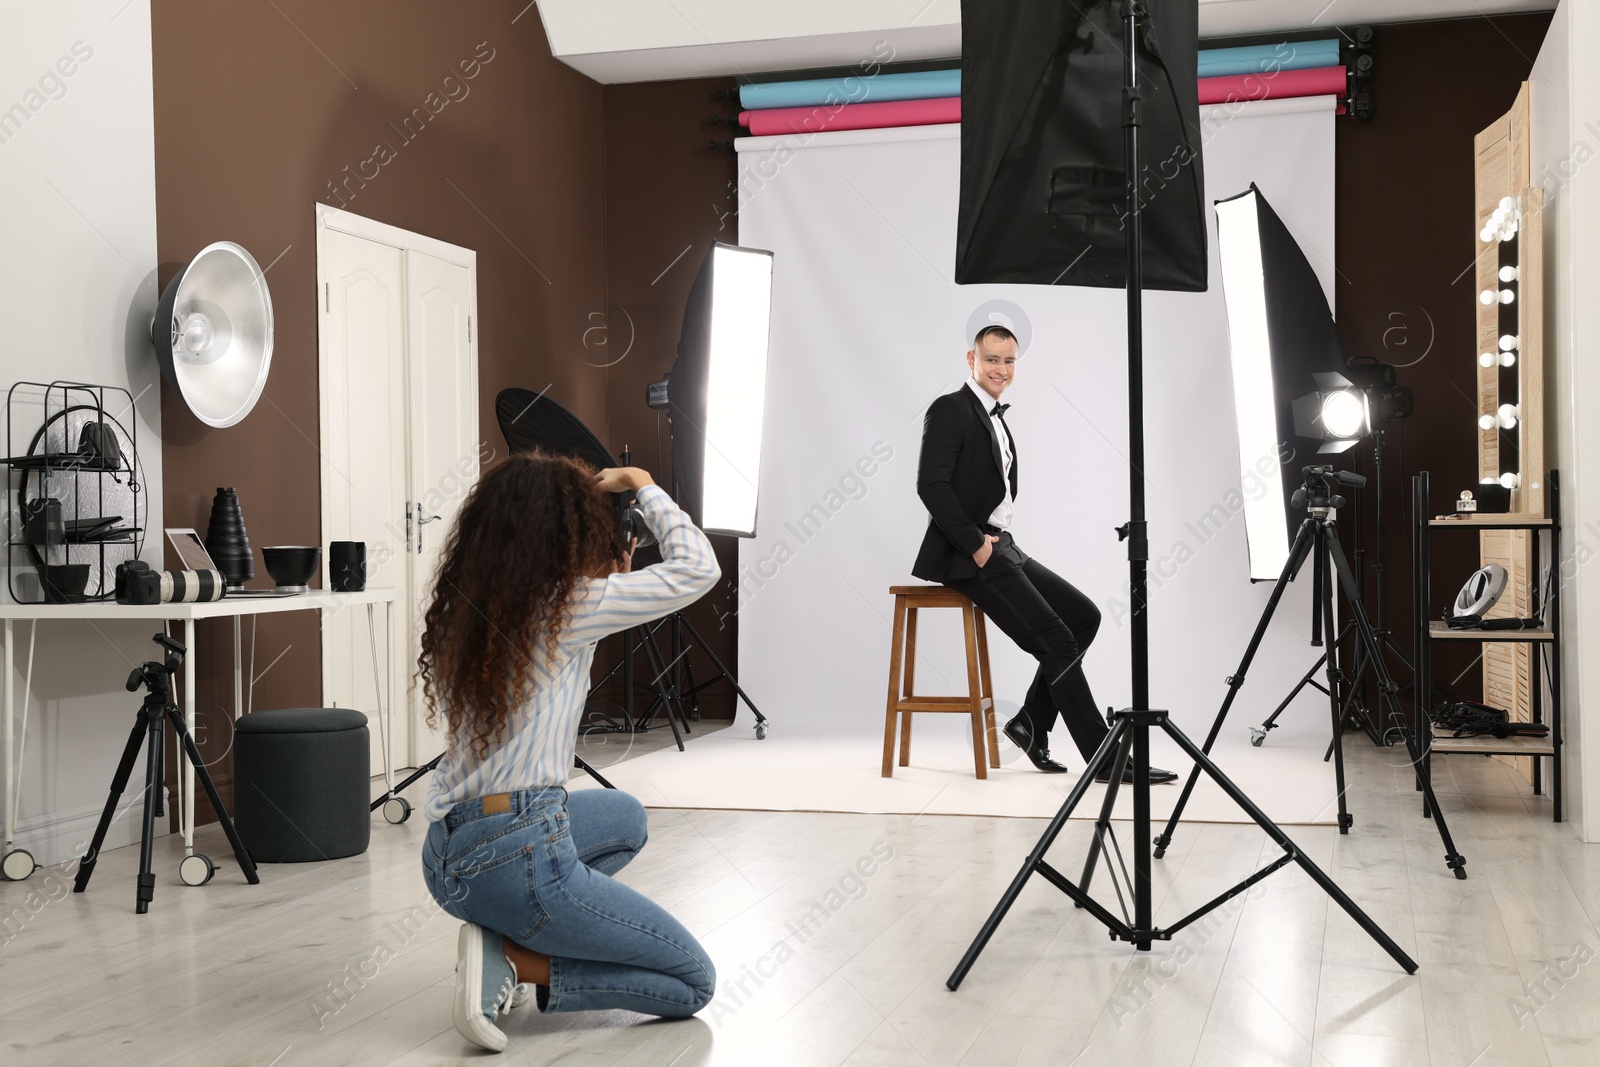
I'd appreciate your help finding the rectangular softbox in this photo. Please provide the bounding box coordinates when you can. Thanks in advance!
[957,0,1207,291]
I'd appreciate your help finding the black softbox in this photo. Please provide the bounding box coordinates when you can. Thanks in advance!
[956,0,1207,291]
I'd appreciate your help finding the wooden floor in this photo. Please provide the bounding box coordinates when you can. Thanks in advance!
[2,723,1597,1066]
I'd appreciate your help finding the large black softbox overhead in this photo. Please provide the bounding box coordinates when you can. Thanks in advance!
[956,0,1207,290]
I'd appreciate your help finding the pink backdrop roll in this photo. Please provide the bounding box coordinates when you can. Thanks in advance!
[740,96,960,137]
[1197,65,1347,106]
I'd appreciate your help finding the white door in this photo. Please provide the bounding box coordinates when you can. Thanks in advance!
[405,249,478,766]
[318,229,408,773]
[317,207,479,774]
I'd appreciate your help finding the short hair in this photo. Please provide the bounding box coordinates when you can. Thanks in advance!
[972,324,1017,347]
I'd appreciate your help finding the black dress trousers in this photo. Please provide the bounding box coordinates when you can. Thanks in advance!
[942,532,1111,762]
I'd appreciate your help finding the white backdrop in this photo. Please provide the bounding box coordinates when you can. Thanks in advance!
[736,108,1337,752]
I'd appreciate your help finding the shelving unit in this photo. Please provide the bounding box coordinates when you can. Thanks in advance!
[1412,470,1561,820]
[3,380,144,603]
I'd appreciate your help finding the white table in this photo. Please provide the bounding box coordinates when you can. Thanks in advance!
[0,588,397,879]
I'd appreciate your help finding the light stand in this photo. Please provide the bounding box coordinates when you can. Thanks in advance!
[1249,426,1413,750]
[1149,467,1467,876]
[74,633,260,912]
[948,2,1419,988]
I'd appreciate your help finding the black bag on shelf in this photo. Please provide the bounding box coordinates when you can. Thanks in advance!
[1430,699,1548,739]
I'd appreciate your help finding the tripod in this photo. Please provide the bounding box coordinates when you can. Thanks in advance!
[583,610,769,744]
[1150,468,1467,877]
[1252,427,1412,750]
[948,2,1419,988]
[74,633,260,913]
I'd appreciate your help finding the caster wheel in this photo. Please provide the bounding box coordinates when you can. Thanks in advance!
[755,723,768,740]
[1249,728,1265,747]
[179,854,215,886]
[383,797,412,824]
[2,848,36,881]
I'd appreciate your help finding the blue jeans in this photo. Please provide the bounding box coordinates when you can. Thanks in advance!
[421,786,715,1017]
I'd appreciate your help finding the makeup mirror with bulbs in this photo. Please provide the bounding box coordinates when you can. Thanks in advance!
[1473,82,1544,517]
[1471,81,1545,779]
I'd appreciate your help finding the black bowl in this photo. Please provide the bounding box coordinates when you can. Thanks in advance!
[39,563,90,603]
[261,546,321,593]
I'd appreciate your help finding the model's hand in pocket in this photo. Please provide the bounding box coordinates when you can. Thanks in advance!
[973,534,999,568]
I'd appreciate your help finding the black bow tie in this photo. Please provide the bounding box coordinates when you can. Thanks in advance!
[990,402,1010,417]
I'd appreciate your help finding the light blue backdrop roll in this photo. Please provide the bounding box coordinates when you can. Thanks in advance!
[740,68,960,110]
[1197,39,1340,78]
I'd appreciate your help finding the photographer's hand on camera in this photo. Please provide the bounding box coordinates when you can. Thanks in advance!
[594,467,654,493]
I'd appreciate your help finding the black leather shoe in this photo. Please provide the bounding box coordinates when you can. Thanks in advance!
[1094,765,1180,785]
[1002,717,1069,774]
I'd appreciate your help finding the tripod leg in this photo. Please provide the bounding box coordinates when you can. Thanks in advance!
[1323,527,1467,878]
[1076,727,1135,906]
[1260,651,1328,737]
[678,615,768,727]
[369,754,443,812]
[1154,519,1316,858]
[949,719,1134,990]
[136,713,163,913]
[1317,532,1354,833]
[1158,718,1418,973]
[639,632,685,751]
[574,754,617,790]
[643,621,692,736]
[167,704,260,885]
[673,615,702,721]
[74,714,151,893]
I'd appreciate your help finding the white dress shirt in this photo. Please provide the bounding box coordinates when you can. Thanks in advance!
[966,377,1015,530]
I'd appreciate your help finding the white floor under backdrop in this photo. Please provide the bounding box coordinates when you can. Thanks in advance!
[575,724,1354,825]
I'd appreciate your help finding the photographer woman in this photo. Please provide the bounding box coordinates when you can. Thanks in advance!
[418,452,720,1052]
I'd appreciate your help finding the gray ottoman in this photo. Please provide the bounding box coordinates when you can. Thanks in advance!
[234,707,370,862]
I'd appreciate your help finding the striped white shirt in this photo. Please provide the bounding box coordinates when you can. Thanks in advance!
[424,485,720,822]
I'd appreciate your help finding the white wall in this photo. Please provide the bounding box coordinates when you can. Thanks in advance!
[0,2,164,868]
[1533,0,1600,840]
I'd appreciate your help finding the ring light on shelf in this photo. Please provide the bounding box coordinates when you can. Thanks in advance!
[152,241,274,428]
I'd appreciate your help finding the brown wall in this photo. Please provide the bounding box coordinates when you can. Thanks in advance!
[596,80,741,725]
[153,2,736,822]
[1334,12,1553,708]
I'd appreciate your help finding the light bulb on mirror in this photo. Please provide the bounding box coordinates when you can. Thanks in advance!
[1479,352,1496,368]
[1498,403,1519,429]
[1499,289,1515,304]
[1500,352,1516,368]
[1500,472,1520,490]
[1479,289,1496,305]
[1499,334,1519,351]
[1499,196,1517,212]
[1478,414,1496,430]
[1499,265,1519,283]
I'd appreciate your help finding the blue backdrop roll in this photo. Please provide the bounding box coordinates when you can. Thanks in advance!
[1197,39,1340,78]
[740,68,960,110]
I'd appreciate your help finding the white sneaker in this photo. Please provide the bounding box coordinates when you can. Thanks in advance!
[453,923,518,1052]
[509,984,532,1010]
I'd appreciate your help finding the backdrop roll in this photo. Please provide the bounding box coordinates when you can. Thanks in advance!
[1198,65,1348,105]
[735,107,1336,747]
[739,96,960,137]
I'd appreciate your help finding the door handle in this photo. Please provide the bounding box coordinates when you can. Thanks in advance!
[416,513,442,553]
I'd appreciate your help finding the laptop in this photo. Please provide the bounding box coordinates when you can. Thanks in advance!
[166,529,299,597]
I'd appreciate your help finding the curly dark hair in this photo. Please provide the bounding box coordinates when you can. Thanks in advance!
[417,450,621,762]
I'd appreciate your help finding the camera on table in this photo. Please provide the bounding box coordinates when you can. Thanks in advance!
[115,560,162,605]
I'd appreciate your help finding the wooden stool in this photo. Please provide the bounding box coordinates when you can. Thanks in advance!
[882,585,998,779]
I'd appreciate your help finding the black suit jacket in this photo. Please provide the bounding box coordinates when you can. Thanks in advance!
[913,386,1018,582]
